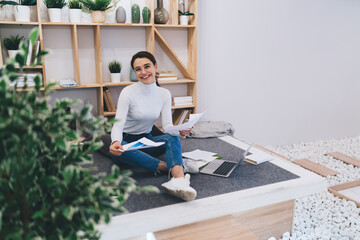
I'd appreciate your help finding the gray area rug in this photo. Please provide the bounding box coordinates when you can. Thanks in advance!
[91,137,299,213]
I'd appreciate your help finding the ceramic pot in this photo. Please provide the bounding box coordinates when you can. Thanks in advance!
[14,5,30,22]
[142,7,150,24]
[116,6,126,23]
[111,73,121,83]
[69,9,81,23]
[154,0,168,24]
[130,68,138,82]
[48,8,62,22]
[131,4,140,23]
[8,50,19,59]
[179,15,189,25]
[92,11,106,23]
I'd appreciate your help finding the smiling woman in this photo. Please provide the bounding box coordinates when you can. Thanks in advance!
[109,51,198,202]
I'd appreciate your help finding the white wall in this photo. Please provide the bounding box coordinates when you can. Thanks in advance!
[197,0,360,146]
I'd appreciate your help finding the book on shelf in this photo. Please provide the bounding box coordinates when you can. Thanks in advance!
[103,87,116,112]
[172,96,193,106]
[172,109,184,125]
[28,40,40,66]
[26,40,33,66]
[156,71,177,77]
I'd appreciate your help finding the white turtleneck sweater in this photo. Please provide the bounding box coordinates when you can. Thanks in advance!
[111,81,178,143]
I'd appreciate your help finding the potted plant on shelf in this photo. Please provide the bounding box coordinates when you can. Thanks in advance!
[43,0,66,22]
[108,60,122,83]
[79,0,114,23]
[3,34,25,59]
[178,10,194,25]
[68,0,82,23]
[0,0,36,22]
[0,27,158,239]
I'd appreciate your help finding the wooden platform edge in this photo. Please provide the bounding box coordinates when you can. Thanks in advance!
[325,152,360,167]
[328,180,360,207]
[255,144,291,161]
[292,158,338,177]
[154,199,295,240]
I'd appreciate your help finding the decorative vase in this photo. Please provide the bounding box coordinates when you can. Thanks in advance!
[69,9,81,23]
[154,0,168,24]
[142,7,150,24]
[130,68,138,82]
[48,8,62,22]
[92,11,106,23]
[14,5,31,22]
[111,73,121,83]
[131,4,140,23]
[116,6,126,23]
[179,15,189,25]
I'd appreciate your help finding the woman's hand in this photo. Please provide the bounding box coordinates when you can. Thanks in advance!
[179,127,193,138]
[109,141,124,156]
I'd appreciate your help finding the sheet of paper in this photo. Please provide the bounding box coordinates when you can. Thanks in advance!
[244,152,274,165]
[182,149,217,161]
[166,112,205,132]
[121,137,164,151]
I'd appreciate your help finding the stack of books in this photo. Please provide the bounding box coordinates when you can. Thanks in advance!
[10,73,38,87]
[172,109,192,125]
[156,71,177,81]
[172,96,193,106]
[103,87,116,112]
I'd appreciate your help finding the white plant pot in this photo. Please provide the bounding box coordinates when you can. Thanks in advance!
[8,50,20,59]
[179,15,189,25]
[110,73,121,83]
[48,8,62,22]
[14,5,31,22]
[69,9,81,23]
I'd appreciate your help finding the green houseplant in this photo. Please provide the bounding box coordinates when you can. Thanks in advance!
[3,34,26,59]
[68,0,82,23]
[43,0,66,22]
[0,28,157,239]
[108,60,122,83]
[178,10,194,25]
[0,0,36,22]
[79,0,114,23]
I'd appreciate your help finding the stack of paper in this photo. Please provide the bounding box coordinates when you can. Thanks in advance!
[182,149,218,169]
[244,152,274,165]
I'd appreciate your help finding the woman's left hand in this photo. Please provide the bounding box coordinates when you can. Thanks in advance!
[179,127,193,137]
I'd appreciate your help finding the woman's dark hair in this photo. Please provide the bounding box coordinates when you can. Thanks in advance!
[131,51,159,86]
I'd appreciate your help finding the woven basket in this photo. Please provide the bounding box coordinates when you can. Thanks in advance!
[92,11,106,23]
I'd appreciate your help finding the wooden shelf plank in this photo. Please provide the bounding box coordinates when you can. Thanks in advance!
[292,158,338,177]
[158,78,195,84]
[0,21,39,25]
[103,82,133,87]
[50,83,101,89]
[172,104,195,110]
[154,28,192,79]
[40,22,152,27]
[154,24,196,28]
[325,152,360,167]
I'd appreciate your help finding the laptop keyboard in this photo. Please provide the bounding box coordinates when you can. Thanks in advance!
[214,161,237,175]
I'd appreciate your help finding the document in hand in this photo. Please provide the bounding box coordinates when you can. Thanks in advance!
[120,137,165,152]
[166,112,205,132]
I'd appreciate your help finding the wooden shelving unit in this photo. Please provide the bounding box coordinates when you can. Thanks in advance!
[0,0,197,117]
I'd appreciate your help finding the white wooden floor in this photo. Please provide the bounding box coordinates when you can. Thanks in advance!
[97,136,327,240]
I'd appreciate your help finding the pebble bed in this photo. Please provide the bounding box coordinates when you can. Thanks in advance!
[266,136,360,240]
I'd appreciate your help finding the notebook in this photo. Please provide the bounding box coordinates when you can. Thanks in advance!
[199,144,252,178]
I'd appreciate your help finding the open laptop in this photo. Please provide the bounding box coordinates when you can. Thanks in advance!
[200,144,253,178]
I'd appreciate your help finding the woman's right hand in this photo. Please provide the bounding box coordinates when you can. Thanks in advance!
[109,141,124,156]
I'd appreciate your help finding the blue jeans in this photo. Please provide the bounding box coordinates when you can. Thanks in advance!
[111,133,183,174]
